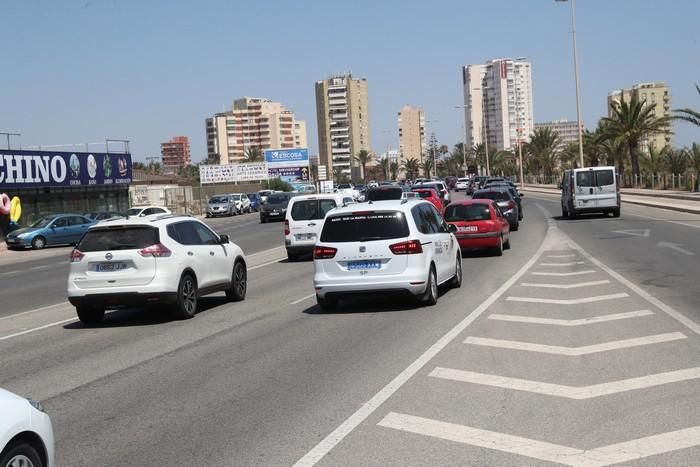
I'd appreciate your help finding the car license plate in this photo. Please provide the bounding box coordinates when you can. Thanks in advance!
[94,262,127,272]
[6,238,16,243]
[458,225,478,232]
[269,211,279,216]
[348,260,381,270]
[296,233,315,240]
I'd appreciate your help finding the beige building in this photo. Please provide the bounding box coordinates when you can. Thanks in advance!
[315,74,370,179]
[607,82,672,151]
[534,119,584,151]
[397,105,425,165]
[206,97,307,164]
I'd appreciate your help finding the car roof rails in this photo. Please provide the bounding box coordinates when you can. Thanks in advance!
[150,213,190,222]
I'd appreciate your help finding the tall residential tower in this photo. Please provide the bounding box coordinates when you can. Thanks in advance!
[397,105,425,165]
[607,82,672,151]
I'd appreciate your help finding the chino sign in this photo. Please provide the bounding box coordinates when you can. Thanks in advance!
[0,149,132,189]
[264,148,309,166]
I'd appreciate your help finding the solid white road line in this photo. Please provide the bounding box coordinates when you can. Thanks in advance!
[0,318,77,342]
[291,219,553,467]
[520,280,610,289]
[429,366,700,399]
[488,310,654,326]
[539,261,585,266]
[0,302,70,322]
[290,293,315,305]
[625,212,700,230]
[464,332,686,356]
[378,412,700,467]
[506,293,629,305]
[249,257,286,271]
[531,270,596,276]
[546,254,576,258]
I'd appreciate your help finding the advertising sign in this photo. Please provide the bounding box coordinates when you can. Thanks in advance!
[268,166,309,183]
[0,149,132,189]
[236,162,269,182]
[317,165,327,181]
[199,162,269,184]
[264,148,309,166]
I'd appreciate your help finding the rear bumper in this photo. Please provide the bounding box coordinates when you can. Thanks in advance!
[314,272,428,299]
[68,291,178,308]
[260,212,285,221]
[455,231,500,249]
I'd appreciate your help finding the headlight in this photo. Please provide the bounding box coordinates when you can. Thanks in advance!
[27,398,45,412]
[17,232,30,238]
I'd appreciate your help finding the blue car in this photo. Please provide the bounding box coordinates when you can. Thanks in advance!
[246,193,262,212]
[5,214,95,249]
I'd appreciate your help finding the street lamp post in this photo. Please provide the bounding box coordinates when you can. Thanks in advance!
[456,85,489,177]
[557,0,585,168]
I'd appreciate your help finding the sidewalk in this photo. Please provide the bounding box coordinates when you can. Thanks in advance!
[523,184,700,215]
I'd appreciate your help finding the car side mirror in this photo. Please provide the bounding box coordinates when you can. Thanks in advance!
[219,234,230,244]
[448,224,457,233]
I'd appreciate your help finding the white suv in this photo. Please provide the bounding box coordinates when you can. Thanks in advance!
[67,215,247,323]
[313,199,462,310]
[284,194,345,261]
[229,193,252,214]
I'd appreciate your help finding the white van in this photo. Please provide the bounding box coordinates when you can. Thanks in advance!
[284,194,346,261]
[560,166,620,218]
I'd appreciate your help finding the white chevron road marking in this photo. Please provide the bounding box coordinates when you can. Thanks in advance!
[378,412,700,467]
[488,310,654,326]
[540,261,586,266]
[464,332,686,355]
[532,270,596,276]
[506,293,629,305]
[546,254,577,258]
[429,366,700,399]
[520,280,610,289]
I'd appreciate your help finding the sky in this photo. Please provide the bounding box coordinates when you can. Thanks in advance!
[1,0,699,163]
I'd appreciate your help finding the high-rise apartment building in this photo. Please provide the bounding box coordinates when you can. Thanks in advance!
[397,105,425,165]
[534,119,584,151]
[206,97,307,164]
[462,58,534,151]
[160,136,191,169]
[607,82,672,150]
[315,74,370,179]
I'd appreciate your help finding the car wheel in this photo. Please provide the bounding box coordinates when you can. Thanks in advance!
[568,204,577,219]
[260,217,267,224]
[226,261,247,301]
[205,214,211,218]
[612,208,621,218]
[175,274,197,319]
[450,256,462,288]
[504,235,511,250]
[0,442,43,467]
[76,304,105,324]
[510,222,519,232]
[421,266,438,306]
[316,294,338,311]
[248,206,253,213]
[31,236,46,250]
[493,235,504,256]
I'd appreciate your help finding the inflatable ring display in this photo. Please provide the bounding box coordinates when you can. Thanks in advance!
[0,193,10,216]
[9,197,21,223]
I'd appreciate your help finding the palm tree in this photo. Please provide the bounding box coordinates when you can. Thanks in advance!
[245,146,262,162]
[353,150,372,180]
[379,157,389,180]
[438,144,449,161]
[686,143,700,191]
[559,142,580,170]
[470,143,487,174]
[524,127,561,177]
[603,94,672,180]
[673,84,700,128]
[390,161,399,181]
[421,158,434,178]
[640,144,666,174]
[601,136,628,178]
[403,157,420,180]
[663,148,689,175]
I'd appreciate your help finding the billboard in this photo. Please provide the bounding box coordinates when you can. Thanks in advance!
[0,149,132,189]
[268,166,309,183]
[199,162,268,184]
[264,148,309,166]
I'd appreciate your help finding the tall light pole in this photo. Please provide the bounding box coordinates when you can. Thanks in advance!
[557,0,585,168]
[514,57,527,190]
[453,106,470,177]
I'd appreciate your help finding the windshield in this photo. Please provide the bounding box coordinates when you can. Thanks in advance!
[444,203,491,222]
[337,184,352,189]
[30,216,56,228]
[209,196,229,204]
[267,194,289,204]
[229,194,242,201]
[473,191,510,202]
[367,188,403,201]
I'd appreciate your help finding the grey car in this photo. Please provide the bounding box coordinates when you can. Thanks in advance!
[206,195,235,218]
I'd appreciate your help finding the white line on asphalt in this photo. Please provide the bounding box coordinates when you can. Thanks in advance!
[464,332,686,356]
[29,264,50,270]
[377,412,700,467]
[0,317,77,342]
[249,257,286,271]
[657,241,695,256]
[506,293,629,305]
[0,271,18,277]
[291,217,553,467]
[520,280,610,289]
[0,302,69,322]
[611,228,650,238]
[531,270,596,276]
[545,254,576,258]
[290,293,315,305]
[488,310,654,326]
[539,261,585,266]
[429,366,700,399]
[626,212,700,230]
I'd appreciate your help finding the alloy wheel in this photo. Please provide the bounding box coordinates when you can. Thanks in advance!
[8,455,34,467]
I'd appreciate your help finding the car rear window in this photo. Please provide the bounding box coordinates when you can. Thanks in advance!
[367,187,403,201]
[595,170,614,186]
[78,226,157,252]
[320,211,409,242]
[291,199,337,220]
[444,204,491,221]
[576,171,595,187]
[267,194,289,204]
[473,191,510,202]
[412,190,434,199]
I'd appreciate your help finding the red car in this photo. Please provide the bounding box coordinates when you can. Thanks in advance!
[444,199,511,255]
[411,188,444,214]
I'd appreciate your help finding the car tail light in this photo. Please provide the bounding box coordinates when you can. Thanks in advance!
[389,240,423,255]
[69,249,84,263]
[138,243,172,258]
[284,219,290,236]
[314,246,337,259]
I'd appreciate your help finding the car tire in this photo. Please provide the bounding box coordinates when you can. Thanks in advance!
[226,261,247,302]
[504,236,511,250]
[31,236,46,250]
[205,213,211,218]
[0,442,43,467]
[76,304,105,324]
[174,274,197,319]
[260,217,267,224]
[561,204,568,218]
[450,256,462,288]
[568,205,577,219]
[316,295,338,311]
[612,207,621,218]
[510,222,519,231]
[493,235,504,256]
[421,266,438,306]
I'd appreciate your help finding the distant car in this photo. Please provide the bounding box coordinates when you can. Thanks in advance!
[413,181,450,205]
[366,186,404,201]
[455,178,470,192]
[260,192,296,223]
[472,176,488,190]
[229,193,252,214]
[484,182,524,220]
[560,166,620,218]
[472,189,519,230]
[444,176,457,190]
[313,199,462,310]
[246,193,262,212]
[284,194,344,261]
[336,183,359,200]
[411,188,444,214]
[206,195,235,218]
[258,190,274,204]
[5,214,95,250]
[125,206,171,217]
[84,211,123,222]
[0,387,54,467]
[67,215,247,323]
[444,199,511,256]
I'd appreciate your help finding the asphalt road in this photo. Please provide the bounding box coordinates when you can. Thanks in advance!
[1,193,698,466]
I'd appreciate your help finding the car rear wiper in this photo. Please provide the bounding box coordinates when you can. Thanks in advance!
[358,236,385,242]
[107,244,137,250]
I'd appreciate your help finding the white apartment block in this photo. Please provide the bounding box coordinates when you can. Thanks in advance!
[206,97,307,164]
[607,82,672,151]
[534,119,584,151]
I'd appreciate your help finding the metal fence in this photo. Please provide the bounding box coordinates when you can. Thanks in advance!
[129,183,265,216]
[520,173,698,191]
